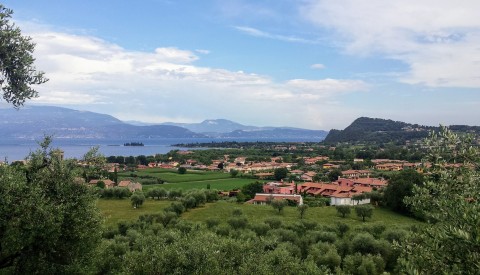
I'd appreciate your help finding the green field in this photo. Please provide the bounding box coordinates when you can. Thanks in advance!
[119,168,262,191]
[119,168,232,183]
[183,201,422,228]
[142,178,261,192]
[97,199,171,227]
[98,198,422,229]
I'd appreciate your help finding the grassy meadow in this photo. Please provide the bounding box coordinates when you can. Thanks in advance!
[142,178,261,192]
[97,199,171,227]
[98,198,422,229]
[119,167,263,192]
[119,168,232,183]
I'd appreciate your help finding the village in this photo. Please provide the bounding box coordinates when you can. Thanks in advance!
[93,149,436,207]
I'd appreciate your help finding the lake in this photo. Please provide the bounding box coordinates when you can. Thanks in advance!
[0,137,321,161]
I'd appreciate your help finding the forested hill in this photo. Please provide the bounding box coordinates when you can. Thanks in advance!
[324,117,432,144]
[324,117,480,144]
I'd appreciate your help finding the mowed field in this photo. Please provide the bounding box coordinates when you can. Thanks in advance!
[119,168,263,192]
[98,199,422,229]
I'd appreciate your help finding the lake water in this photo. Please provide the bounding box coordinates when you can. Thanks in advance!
[0,137,320,161]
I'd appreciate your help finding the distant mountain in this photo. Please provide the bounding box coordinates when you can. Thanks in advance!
[160,119,328,139]
[161,119,259,133]
[0,106,205,139]
[0,106,328,140]
[218,128,328,139]
[323,117,480,144]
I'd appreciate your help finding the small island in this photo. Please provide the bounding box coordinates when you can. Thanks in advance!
[124,142,144,146]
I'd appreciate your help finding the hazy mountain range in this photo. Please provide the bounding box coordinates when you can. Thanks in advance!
[0,106,328,140]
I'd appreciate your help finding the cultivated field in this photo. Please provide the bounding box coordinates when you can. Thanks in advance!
[119,168,263,191]
[98,198,422,228]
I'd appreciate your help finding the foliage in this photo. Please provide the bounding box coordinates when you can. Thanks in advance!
[328,168,343,181]
[0,5,48,107]
[82,146,107,182]
[240,181,264,200]
[399,127,480,274]
[336,205,351,218]
[0,139,101,273]
[383,169,424,215]
[297,204,309,219]
[99,187,130,199]
[229,169,239,178]
[355,205,374,222]
[130,192,145,208]
[177,167,187,174]
[273,167,288,181]
[270,199,288,214]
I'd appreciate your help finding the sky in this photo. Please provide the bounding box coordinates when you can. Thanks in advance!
[2,0,480,130]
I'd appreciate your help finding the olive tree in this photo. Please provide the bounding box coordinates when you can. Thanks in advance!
[0,5,48,107]
[0,138,102,273]
[399,127,480,274]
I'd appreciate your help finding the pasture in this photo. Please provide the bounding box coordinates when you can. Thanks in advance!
[98,198,422,229]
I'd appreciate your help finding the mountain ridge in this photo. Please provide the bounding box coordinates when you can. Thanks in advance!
[0,106,328,140]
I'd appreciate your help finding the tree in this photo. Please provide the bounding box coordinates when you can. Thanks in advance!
[96,180,105,189]
[229,169,239,178]
[178,167,187,174]
[399,127,480,274]
[327,169,342,182]
[335,205,351,218]
[383,169,424,215]
[82,146,106,182]
[131,192,145,208]
[355,205,374,222]
[240,181,264,200]
[0,138,102,273]
[0,5,48,107]
[271,199,287,214]
[297,204,309,219]
[351,193,366,205]
[274,167,288,181]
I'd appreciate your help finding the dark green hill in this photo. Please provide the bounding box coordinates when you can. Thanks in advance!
[323,117,433,144]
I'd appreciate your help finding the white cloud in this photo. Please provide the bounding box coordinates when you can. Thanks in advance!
[235,26,319,44]
[195,49,210,55]
[301,0,480,88]
[23,24,366,129]
[311,63,325,70]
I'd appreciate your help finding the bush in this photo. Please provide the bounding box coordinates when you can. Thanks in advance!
[178,167,187,174]
[355,205,374,222]
[205,218,220,229]
[227,217,248,230]
[336,205,351,218]
[130,192,145,208]
[264,217,283,229]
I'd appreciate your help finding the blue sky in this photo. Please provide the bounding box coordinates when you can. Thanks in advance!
[3,0,480,129]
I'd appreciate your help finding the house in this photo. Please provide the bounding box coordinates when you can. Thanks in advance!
[330,193,371,206]
[89,179,115,188]
[118,180,142,192]
[323,163,340,169]
[248,193,303,205]
[263,182,296,194]
[341,169,372,178]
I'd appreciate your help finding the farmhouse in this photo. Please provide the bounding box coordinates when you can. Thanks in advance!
[118,180,142,192]
[89,179,115,188]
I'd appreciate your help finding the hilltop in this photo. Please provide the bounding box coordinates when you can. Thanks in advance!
[323,117,480,144]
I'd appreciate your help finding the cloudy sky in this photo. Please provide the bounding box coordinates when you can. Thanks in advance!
[3,0,480,130]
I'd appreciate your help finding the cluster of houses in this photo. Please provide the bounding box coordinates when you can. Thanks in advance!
[88,179,142,192]
[248,176,387,206]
